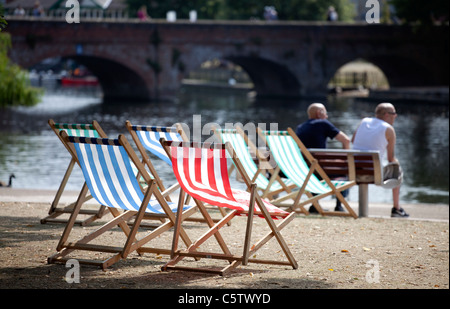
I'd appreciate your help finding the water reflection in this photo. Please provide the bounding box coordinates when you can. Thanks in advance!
[0,86,448,205]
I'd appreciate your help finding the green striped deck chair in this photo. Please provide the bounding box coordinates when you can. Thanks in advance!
[214,126,295,200]
[257,127,357,218]
[41,119,108,226]
[48,132,197,269]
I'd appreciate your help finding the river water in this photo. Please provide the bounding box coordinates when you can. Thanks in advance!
[0,84,448,205]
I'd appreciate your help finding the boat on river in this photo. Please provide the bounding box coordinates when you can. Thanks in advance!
[60,75,99,86]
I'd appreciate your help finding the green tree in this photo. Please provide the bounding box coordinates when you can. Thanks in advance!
[0,33,43,107]
[389,0,449,25]
[1,4,8,31]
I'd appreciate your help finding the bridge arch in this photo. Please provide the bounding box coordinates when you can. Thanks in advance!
[12,47,152,102]
[67,55,151,102]
[328,59,389,91]
[180,54,301,98]
[327,54,437,93]
[226,56,301,98]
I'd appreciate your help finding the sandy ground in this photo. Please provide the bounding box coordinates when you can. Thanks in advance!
[0,189,448,291]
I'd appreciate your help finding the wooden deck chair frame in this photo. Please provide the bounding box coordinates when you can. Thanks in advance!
[126,120,228,223]
[257,127,357,218]
[41,119,108,226]
[160,140,298,276]
[48,132,197,269]
[213,126,296,200]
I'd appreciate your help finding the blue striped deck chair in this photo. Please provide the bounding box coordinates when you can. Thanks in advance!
[126,121,187,195]
[126,121,229,222]
[41,119,108,226]
[48,132,197,269]
[257,128,357,218]
[214,126,296,200]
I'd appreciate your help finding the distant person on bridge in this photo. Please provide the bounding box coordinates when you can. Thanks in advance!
[32,1,44,17]
[137,5,150,20]
[264,6,278,21]
[295,103,351,213]
[352,102,408,218]
[326,6,338,21]
[13,5,26,16]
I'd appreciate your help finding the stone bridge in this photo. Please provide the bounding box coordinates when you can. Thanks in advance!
[4,17,449,101]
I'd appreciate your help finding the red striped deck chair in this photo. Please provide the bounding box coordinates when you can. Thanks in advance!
[48,132,197,269]
[160,140,298,276]
[41,119,108,226]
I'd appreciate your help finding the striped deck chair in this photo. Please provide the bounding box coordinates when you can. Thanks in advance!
[125,120,187,195]
[257,127,357,218]
[41,119,108,226]
[160,140,298,276]
[48,132,197,269]
[214,126,296,200]
[126,121,228,222]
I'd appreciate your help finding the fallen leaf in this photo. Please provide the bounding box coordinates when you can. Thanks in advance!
[341,249,349,253]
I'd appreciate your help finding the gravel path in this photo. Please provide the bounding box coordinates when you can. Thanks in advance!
[0,201,448,290]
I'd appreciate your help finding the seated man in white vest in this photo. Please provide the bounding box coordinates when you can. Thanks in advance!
[352,102,409,218]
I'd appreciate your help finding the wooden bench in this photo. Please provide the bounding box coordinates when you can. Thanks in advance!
[308,149,383,217]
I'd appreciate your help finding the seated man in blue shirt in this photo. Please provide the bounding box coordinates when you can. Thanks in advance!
[295,103,350,212]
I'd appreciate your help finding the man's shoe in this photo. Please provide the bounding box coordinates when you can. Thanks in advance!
[309,205,329,214]
[391,207,409,218]
[309,205,320,214]
[334,204,344,212]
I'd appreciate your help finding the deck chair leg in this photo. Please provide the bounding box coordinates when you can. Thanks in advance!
[242,184,256,265]
[255,195,298,269]
[49,159,76,214]
[170,189,186,258]
[263,166,280,198]
[163,199,233,271]
[221,210,298,275]
[123,182,156,258]
[195,200,232,256]
[290,167,314,215]
[56,183,89,251]
[163,210,238,271]
[334,188,358,218]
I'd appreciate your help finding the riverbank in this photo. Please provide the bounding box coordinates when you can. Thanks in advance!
[0,188,448,290]
[368,87,449,104]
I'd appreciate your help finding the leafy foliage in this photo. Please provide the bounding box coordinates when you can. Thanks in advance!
[1,4,8,31]
[389,0,449,25]
[0,33,43,107]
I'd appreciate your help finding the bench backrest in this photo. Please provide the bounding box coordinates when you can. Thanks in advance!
[308,149,383,186]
